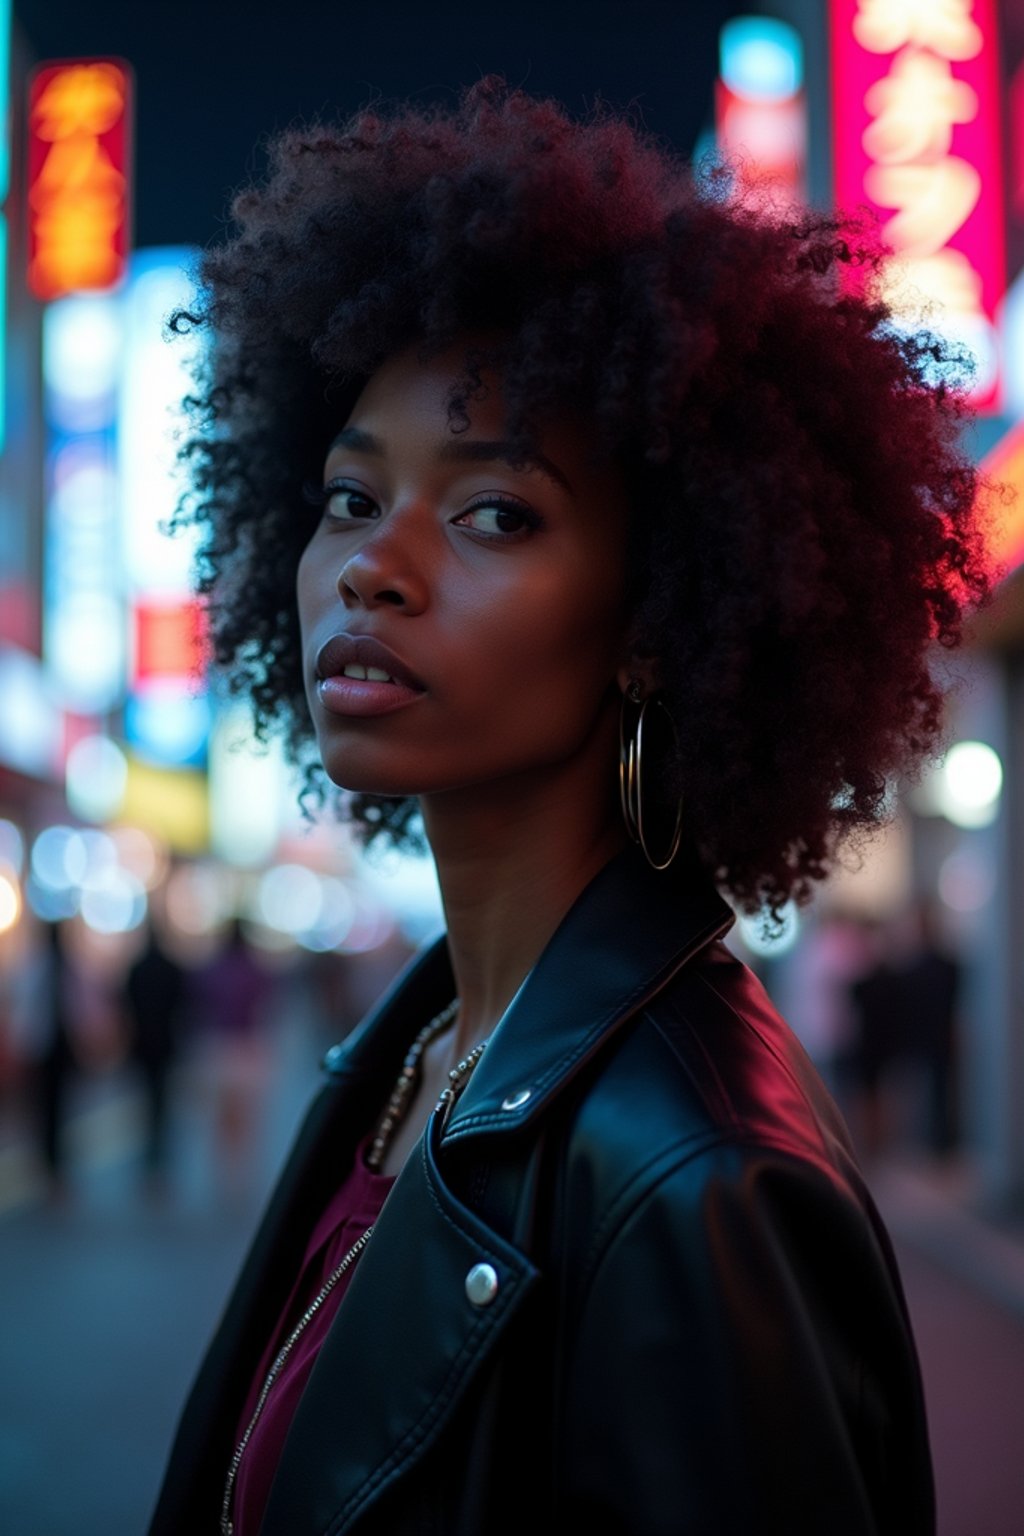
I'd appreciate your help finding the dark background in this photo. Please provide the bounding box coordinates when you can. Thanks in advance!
[14,0,733,247]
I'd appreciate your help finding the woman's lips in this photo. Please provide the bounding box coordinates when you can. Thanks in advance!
[314,632,428,716]
[317,673,425,717]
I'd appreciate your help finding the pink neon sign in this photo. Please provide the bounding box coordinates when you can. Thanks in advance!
[830,0,1005,412]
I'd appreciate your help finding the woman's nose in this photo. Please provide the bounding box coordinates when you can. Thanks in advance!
[336,511,430,613]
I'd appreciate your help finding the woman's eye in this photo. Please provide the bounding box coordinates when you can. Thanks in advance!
[303,479,379,523]
[456,500,539,538]
[314,483,379,523]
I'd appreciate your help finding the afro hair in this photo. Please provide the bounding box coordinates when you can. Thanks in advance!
[174,74,994,916]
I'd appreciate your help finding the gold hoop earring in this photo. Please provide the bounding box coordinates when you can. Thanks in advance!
[619,681,683,871]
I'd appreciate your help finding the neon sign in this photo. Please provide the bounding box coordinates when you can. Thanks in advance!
[830,0,1005,411]
[42,293,125,714]
[716,17,807,203]
[120,249,210,768]
[28,59,132,302]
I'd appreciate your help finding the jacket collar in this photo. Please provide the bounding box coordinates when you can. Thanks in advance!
[442,839,734,1142]
[328,840,734,1143]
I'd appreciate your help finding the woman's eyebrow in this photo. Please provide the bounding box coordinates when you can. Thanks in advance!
[328,425,574,495]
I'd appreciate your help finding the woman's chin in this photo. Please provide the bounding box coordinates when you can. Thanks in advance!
[320,758,423,799]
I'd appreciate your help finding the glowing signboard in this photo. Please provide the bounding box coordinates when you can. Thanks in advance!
[979,422,1024,578]
[716,17,807,203]
[42,292,125,713]
[1013,61,1024,221]
[28,59,132,301]
[119,248,210,767]
[830,0,1005,411]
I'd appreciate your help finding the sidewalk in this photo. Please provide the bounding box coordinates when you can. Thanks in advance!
[869,1150,1024,1321]
[2,1060,1023,1536]
[868,1152,1024,1536]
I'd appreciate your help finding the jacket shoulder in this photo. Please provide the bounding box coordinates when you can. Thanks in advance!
[648,939,858,1166]
[559,939,866,1244]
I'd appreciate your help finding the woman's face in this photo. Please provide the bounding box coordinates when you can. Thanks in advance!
[297,336,633,803]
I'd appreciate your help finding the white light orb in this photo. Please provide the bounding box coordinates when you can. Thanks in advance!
[44,293,123,413]
[736,901,801,958]
[296,876,356,952]
[31,826,79,890]
[66,734,128,823]
[256,864,323,935]
[0,870,21,932]
[79,867,147,934]
[939,741,1003,828]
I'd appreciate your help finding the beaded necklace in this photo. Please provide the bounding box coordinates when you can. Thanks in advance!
[220,998,485,1536]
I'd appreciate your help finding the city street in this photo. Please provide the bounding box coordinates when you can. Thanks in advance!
[4,6,1024,1535]
[2,1010,1024,1536]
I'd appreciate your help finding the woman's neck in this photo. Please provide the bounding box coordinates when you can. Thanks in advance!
[419,751,628,1058]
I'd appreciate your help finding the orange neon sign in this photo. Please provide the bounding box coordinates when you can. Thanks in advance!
[28,59,132,301]
[978,424,1024,580]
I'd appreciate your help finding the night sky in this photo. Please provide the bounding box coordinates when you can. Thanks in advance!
[15,0,733,248]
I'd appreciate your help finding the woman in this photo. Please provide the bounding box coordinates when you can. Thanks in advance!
[150,77,991,1535]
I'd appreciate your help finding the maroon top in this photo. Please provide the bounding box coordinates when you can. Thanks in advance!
[231,1129,395,1535]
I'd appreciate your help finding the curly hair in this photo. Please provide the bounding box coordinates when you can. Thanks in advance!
[175,74,994,917]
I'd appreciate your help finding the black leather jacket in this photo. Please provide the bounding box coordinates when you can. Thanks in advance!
[149,844,934,1535]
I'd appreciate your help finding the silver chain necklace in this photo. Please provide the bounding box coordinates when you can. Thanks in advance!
[220,999,487,1536]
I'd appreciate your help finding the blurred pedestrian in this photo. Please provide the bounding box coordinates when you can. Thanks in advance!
[193,919,275,1194]
[25,919,77,1199]
[848,920,906,1159]
[894,899,962,1156]
[123,921,188,1188]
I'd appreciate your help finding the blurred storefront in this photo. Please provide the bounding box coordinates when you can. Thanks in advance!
[717,3,1024,1211]
[0,21,445,1128]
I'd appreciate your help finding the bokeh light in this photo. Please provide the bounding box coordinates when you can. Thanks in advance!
[940,741,1003,828]
[0,868,21,932]
[735,901,801,959]
[31,824,83,890]
[65,733,128,822]
[295,876,356,952]
[0,818,25,874]
[256,863,324,936]
[164,860,236,936]
[43,291,123,429]
[79,865,147,934]
[108,825,167,891]
[719,16,803,101]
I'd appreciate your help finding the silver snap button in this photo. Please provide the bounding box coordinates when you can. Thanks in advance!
[321,1044,347,1075]
[501,1088,532,1111]
[465,1263,500,1307]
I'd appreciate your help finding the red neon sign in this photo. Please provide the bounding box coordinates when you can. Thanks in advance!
[28,59,132,302]
[830,0,1005,412]
[132,599,208,685]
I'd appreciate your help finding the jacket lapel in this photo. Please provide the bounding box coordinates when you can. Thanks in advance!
[148,941,457,1535]
[261,1105,541,1535]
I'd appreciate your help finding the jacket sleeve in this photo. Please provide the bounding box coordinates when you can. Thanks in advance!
[556,1140,935,1536]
